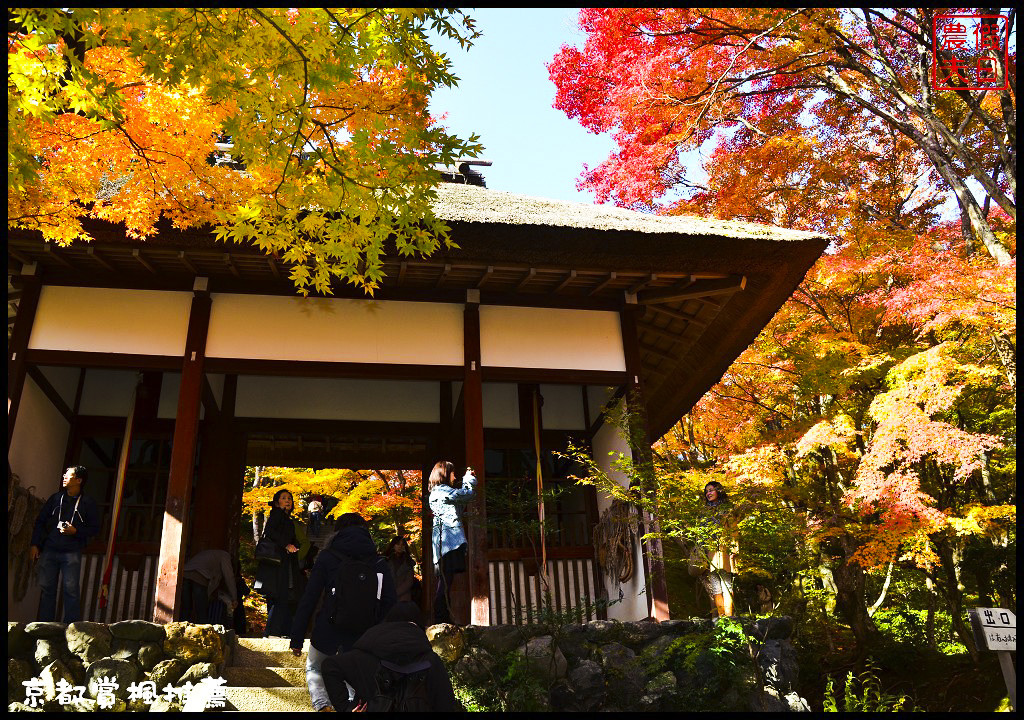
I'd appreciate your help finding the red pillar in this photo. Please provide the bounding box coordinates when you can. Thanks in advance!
[464,296,490,625]
[153,284,211,623]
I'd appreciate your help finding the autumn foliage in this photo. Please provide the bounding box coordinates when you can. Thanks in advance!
[552,8,1015,662]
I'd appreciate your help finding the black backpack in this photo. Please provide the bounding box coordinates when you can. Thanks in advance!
[365,657,432,712]
[326,550,380,635]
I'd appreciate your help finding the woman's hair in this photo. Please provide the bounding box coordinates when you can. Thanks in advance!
[428,460,455,493]
[334,512,367,531]
[269,488,293,509]
[703,481,727,504]
[384,536,411,561]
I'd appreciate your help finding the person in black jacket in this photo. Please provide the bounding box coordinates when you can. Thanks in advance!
[322,601,461,712]
[29,466,101,623]
[289,513,398,712]
[256,488,302,637]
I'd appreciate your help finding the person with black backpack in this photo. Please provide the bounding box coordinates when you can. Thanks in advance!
[321,601,462,712]
[290,513,397,712]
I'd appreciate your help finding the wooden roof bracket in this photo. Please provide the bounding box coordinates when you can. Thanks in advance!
[637,275,746,305]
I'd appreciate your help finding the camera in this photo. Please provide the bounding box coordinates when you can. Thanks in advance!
[57,521,72,532]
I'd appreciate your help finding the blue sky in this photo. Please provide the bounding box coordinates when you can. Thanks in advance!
[428,8,618,204]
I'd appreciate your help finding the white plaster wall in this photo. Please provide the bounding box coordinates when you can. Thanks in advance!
[28,287,192,356]
[9,376,71,622]
[482,383,519,429]
[479,306,625,371]
[234,375,439,422]
[205,294,463,365]
[586,385,618,426]
[538,384,585,430]
[591,407,648,621]
[38,365,82,409]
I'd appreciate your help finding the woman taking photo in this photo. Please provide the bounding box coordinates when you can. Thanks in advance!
[256,488,302,637]
[428,461,476,625]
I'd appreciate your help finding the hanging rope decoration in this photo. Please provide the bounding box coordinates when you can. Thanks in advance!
[593,499,638,584]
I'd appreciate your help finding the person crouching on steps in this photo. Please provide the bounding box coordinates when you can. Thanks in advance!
[290,513,397,712]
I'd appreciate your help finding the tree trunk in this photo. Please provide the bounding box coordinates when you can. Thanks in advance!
[251,465,265,544]
[935,539,979,663]
[834,536,879,662]
[925,577,937,650]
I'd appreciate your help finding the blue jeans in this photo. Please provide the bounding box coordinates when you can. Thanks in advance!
[36,550,83,623]
[306,645,333,711]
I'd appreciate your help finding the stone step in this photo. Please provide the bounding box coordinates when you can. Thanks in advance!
[233,637,309,668]
[223,686,314,712]
[223,666,307,688]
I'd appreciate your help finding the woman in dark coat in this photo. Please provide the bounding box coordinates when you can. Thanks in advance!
[256,488,301,637]
[384,536,417,604]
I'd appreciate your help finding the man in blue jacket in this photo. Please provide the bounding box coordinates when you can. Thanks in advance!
[290,513,397,712]
[29,466,101,623]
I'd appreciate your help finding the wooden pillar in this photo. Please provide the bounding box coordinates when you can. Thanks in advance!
[190,374,238,556]
[621,299,670,621]
[464,293,489,625]
[8,265,41,449]
[153,281,211,623]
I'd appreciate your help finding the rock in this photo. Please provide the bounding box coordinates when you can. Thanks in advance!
[750,686,790,713]
[85,658,139,701]
[38,658,78,702]
[9,659,36,703]
[8,701,45,712]
[584,619,623,645]
[757,639,799,691]
[24,622,66,640]
[785,692,811,712]
[162,623,224,665]
[517,635,568,681]
[66,622,113,664]
[554,623,589,662]
[147,697,183,712]
[109,620,165,643]
[639,633,678,665]
[9,623,35,658]
[110,638,142,663]
[751,616,794,641]
[469,624,529,657]
[452,646,494,684]
[638,670,677,711]
[621,619,664,648]
[567,660,605,710]
[34,638,67,669]
[426,624,465,664]
[549,680,576,710]
[66,697,99,712]
[148,659,188,690]
[176,662,217,686]
[137,642,164,671]
[658,618,694,633]
[595,641,635,667]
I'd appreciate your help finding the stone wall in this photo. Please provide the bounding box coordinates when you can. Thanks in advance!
[429,616,811,713]
[8,620,233,712]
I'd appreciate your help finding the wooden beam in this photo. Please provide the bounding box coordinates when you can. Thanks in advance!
[588,271,617,296]
[267,257,282,280]
[553,269,577,294]
[638,275,746,304]
[8,271,41,449]
[87,247,117,273]
[646,304,709,327]
[464,300,489,626]
[628,273,657,295]
[178,251,198,275]
[26,365,74,422]
[153,289,211,623]
[223,253,241,278]
[476,265,493,289]
[44,243,77,270]
[638,321,694,346]
[516,267,536,291]
[436,263,451,288]
[639,341,679,364]
[398,261,407,286]
[9,248,33,266]
[132,248,157,275]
